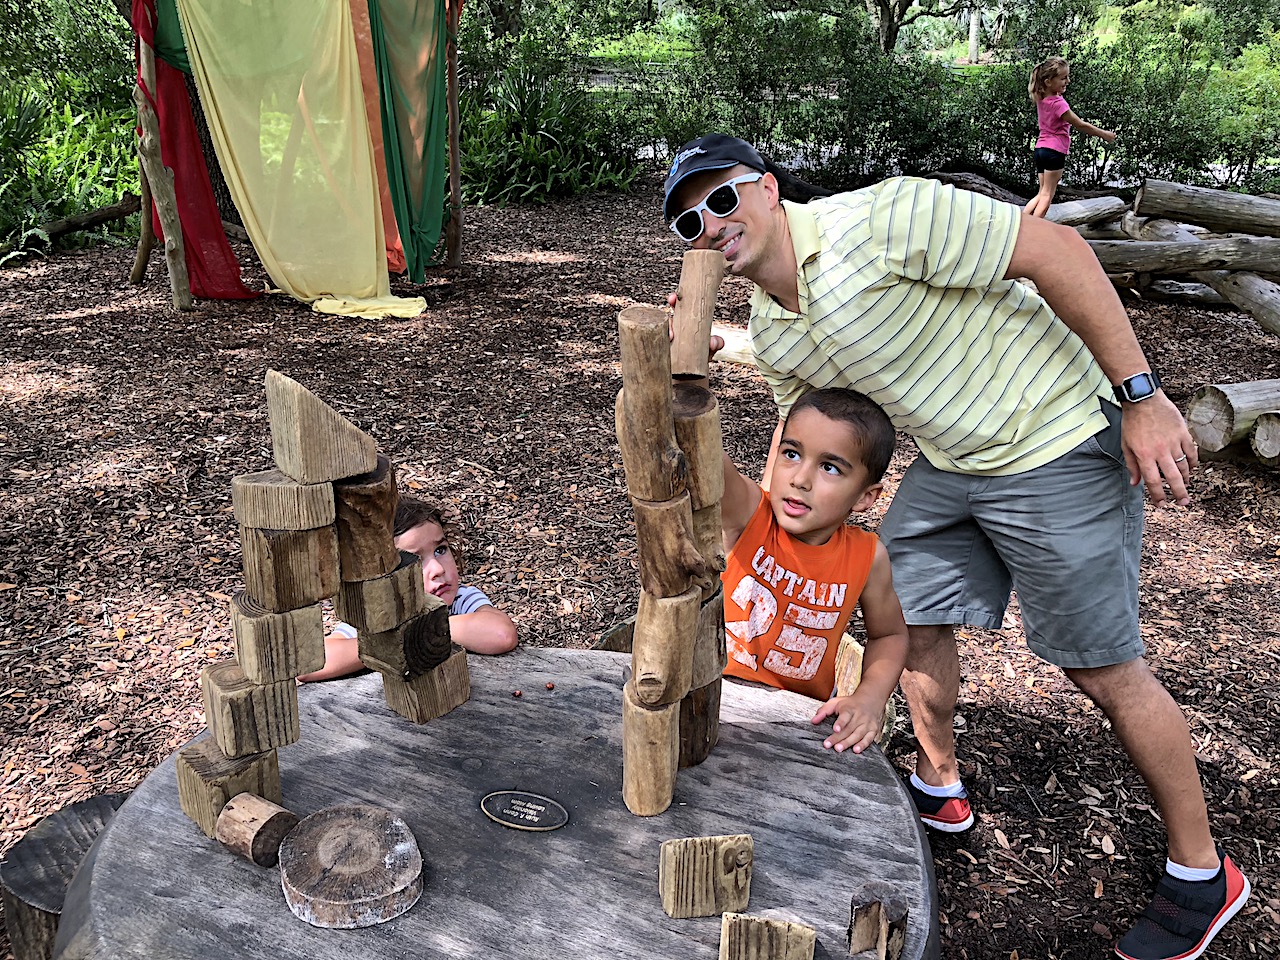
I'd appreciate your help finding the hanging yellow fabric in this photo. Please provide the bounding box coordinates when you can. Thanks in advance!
[174,0,423,318]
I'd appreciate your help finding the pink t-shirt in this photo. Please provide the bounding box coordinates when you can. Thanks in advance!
[1035,95,1072,154]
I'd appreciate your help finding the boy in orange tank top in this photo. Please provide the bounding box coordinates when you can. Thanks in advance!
[721,387,909,756]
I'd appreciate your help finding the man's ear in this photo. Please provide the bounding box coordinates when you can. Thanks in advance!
[761,171,781,208]
[852,482,884,514]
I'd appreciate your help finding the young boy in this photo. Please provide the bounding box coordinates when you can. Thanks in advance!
[721,386,908,755]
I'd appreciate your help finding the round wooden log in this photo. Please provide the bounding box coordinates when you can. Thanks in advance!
[671,249,725,380]
[1250,411,1280,468]
[1045,195,1126,227]
[279,805,423,928]
[0,793,126,960]
[1087,236,1280,274]
[333,454,400,582]
[231,469,335,530]
[1185,380,1280,451]
[689,586,727,691]
[632,586,700,706]
[678,677,722,769]
[672,383,725,510]
[1141,280,1229,306]
[631,491,708,598]
[711,323,754,367]
[691,502,726,600]
[1074,218,1131,241]
[616,306,688,502]
[1135,178,1280,237]
[214,793,299,868]
[622,679,679,816]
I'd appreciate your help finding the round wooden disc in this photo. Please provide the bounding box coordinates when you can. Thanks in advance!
[278,804,422,929]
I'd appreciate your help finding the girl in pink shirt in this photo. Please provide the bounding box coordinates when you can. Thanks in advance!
[1026,57,1116,218]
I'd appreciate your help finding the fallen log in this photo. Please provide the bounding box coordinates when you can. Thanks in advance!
[1250,411,1280,468]
[1140,280,1229,306]
[1087,236,1280,274]
[1125,218,1280,335]
[1185,379,1280,451]
[42,194,141,242]
[1046,195,1127,227]
[1135,179,1280,237]
[1076,218,1131,241]
[924,171,1026,206]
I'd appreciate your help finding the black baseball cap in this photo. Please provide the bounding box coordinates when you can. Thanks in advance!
[662,134,767,220]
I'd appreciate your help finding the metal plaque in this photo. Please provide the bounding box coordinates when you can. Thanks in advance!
[480,791,569,832]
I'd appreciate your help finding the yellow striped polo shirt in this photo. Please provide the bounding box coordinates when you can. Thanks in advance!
[749,177,1112,476]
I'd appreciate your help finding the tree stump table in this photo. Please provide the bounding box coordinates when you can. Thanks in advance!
[54,649,939,959]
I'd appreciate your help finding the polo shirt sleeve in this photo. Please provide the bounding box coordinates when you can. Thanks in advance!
[869,177,1020,290]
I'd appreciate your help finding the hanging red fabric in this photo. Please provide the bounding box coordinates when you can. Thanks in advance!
[133,0,259,300]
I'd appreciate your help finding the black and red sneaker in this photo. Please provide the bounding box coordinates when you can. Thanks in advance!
[905,779,975,833]
[1115,850,1250,960]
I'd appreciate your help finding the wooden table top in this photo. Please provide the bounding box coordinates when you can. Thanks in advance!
[56,648,939,959]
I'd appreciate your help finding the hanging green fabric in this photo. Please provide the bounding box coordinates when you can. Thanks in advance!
[366,0,450,282]
[152,0,191,74]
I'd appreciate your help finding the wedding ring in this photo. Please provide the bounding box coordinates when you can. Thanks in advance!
[1173,454,1188,463]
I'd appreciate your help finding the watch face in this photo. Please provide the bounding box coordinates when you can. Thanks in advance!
[1126,373,1156,399]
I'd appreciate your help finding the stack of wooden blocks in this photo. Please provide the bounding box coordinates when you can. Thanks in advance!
[615,251,730,817]
[176,370,470,838]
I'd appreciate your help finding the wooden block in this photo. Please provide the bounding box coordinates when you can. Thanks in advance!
[848,881,909,960]
[175,738,280,837]
[720,913,816,960]
[672,382,725,509]
[214,792,299,868]
[334,454,400,581]
[265,369,378,484]
[280,805,422,928]
[239,523,340,612]
[231,468,334,530]
[689,585,726,689]
[335,550,426,634]
[658,833,752,918]
[632,586,699,706]
[381,643,470,722]
[670,249,725,380]
[200,661,300,759]
[691,501,727,599]
[0,793,126,960]
[632,491,708,599]
[678,676,721,768]
[622,679,679,816]
[358,593,451,681]
[230,591,325,683]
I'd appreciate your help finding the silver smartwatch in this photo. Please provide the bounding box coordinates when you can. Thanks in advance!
[1113,370,1162,403]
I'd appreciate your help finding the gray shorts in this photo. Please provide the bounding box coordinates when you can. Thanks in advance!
[880,401,1145,669]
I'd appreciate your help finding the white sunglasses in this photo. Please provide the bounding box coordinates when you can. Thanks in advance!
[669,172,765,242]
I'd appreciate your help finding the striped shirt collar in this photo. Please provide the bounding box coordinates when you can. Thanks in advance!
[764,200,823,317]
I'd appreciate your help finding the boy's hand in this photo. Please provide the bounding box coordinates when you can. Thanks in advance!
[811,694,884,755]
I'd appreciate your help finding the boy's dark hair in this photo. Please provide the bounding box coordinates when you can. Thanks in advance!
[393,495,465,568]
[784,388,896,483]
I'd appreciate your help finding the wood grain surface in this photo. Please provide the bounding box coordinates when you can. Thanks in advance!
[55,649,939,960]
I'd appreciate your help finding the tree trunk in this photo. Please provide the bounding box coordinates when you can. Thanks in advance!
[444,0,462,268]
[1087,236,1280,274]
[1185,380,1280,451]
[1135,179,1280,237]
[967,5,981,63]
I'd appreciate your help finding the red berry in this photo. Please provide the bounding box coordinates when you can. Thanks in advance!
[512,690,522,698]
[545,682,555,690]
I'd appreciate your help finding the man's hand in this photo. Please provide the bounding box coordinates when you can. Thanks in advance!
[1121,393,1197,507]
[667,290,724,358]
[811,693,884,755]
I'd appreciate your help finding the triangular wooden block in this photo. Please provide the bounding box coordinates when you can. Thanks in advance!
[265,370,378,483]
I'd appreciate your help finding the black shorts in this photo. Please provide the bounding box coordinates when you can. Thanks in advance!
[1034,147,1067,172]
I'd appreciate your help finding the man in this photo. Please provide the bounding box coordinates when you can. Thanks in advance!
[663,134,1249,960]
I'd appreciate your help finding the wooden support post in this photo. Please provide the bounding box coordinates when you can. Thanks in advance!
[200,662,300,758]
[265,369,378,484]
[238,524,340,613]
[671,249,726,380]
[444,0,463,268]
[622,680,679,816]
[658,833,753,918]
[719,913,816,960]
[132,15,191,311]
[1186,379,1280,451]
[175,739,281,837]
[689,586,727,690]
[359,594,452,681]
[632,585,700,706]
[230,592,326,683]
[129,159,154,284]
[381,643,470,722]
[673,383,726,511]
[215,792,299,868]
[0,793,127,960]
[336,551,427,634]
[334,454,400,581]
[616,307,689,502]
[848,881,910,959]
[231,469,335,530]
[678,676,722,768]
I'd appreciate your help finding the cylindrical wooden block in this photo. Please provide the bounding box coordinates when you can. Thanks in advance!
[215,793,299,867]
[333,454,400,582]
[617,306,688,502]
[622,680,679,816]
[175,739,281,838]
[1251,411,1280,467]
[691,501,726,599]
[201,662,300,759]
[632,491,707,599]
[231,469,334,530]
[230,592,326,684]
[679,677,722,769]
[689,586,727,690]
[632,586,700,706]
[672,383,725,510]
[335,550,427,634]
[0,793,127,960]
[671,249,725,380]
[279,805,423,928]
[238,523,340,613]
[1186,379,1280,451]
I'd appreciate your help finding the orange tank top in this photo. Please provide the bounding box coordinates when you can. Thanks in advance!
[721,495,878,701]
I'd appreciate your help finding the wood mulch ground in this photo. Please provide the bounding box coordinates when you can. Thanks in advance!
[1,178,1278,959]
